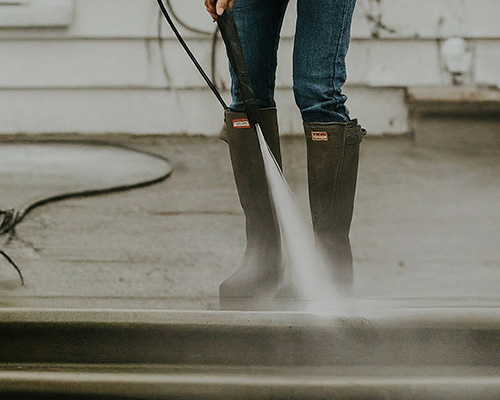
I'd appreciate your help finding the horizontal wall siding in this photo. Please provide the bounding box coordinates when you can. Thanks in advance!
[0,87,407,135]
[0,0,74,28]
[6,38,497,89]
[0,89,227,135]
[352,0,500,39]
[1,0,499,40]
[2,36,497,90]
[474,41,500,88]
[0,0,498,135]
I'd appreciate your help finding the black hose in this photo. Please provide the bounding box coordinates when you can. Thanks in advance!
[0,250,23,286]
[0,141,173,238]
[164,0,214,36]
[0,141,173,286]
[156,0,228,110]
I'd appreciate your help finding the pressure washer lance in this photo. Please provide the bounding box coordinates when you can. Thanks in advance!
[216,7,262,129]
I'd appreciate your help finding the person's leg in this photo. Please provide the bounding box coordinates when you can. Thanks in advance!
[293,0,362,296]
[293,0,356,123]
[230,0,289,111]
[221,0,289,147]
[220,0,289,298]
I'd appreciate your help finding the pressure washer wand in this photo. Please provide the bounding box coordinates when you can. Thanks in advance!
[217,8,261,127]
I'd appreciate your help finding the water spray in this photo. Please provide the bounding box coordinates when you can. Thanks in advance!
[256,128,340,302]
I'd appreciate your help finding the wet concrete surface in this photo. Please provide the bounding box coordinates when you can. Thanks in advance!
[0,142,171,212]
[1,135,499,399]
[0,135,499,309]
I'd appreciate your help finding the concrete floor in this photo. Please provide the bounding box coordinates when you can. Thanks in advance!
[0,135,499,310]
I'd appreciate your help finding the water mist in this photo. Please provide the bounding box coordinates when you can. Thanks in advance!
[256,125,342,309]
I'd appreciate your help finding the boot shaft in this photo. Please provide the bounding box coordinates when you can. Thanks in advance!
[304,121,348,234]
[305,120,364,234]
[221,108,282,167]
[304,120,365,292]
[225,109,283,235]
[221,109,283,298]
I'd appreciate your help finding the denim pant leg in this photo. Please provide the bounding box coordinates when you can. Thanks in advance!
[293,0,357,123]
[230,0,289,111]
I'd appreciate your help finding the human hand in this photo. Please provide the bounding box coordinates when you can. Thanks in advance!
[205,0,235,21]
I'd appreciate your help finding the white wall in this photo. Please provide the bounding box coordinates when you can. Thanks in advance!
[0,0,498,135]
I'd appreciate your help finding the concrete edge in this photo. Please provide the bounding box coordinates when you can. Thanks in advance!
[1,367,500,400]
[1,304,500,329]
[407,86,500,114]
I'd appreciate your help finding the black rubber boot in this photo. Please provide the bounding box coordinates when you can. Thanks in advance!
[305,119,365,296]
[220,108,283,298]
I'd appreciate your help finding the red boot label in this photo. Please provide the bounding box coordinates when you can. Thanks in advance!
[312,131,329,141]
[233,118,251,129]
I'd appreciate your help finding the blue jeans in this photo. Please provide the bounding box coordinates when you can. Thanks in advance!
[230,0,357,123]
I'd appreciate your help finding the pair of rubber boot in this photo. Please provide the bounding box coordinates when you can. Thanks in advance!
[220,108,365,299]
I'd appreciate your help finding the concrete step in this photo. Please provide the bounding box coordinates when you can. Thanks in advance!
[1,304,500,399]
[408,86,500,150]
[2,364,500,400]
